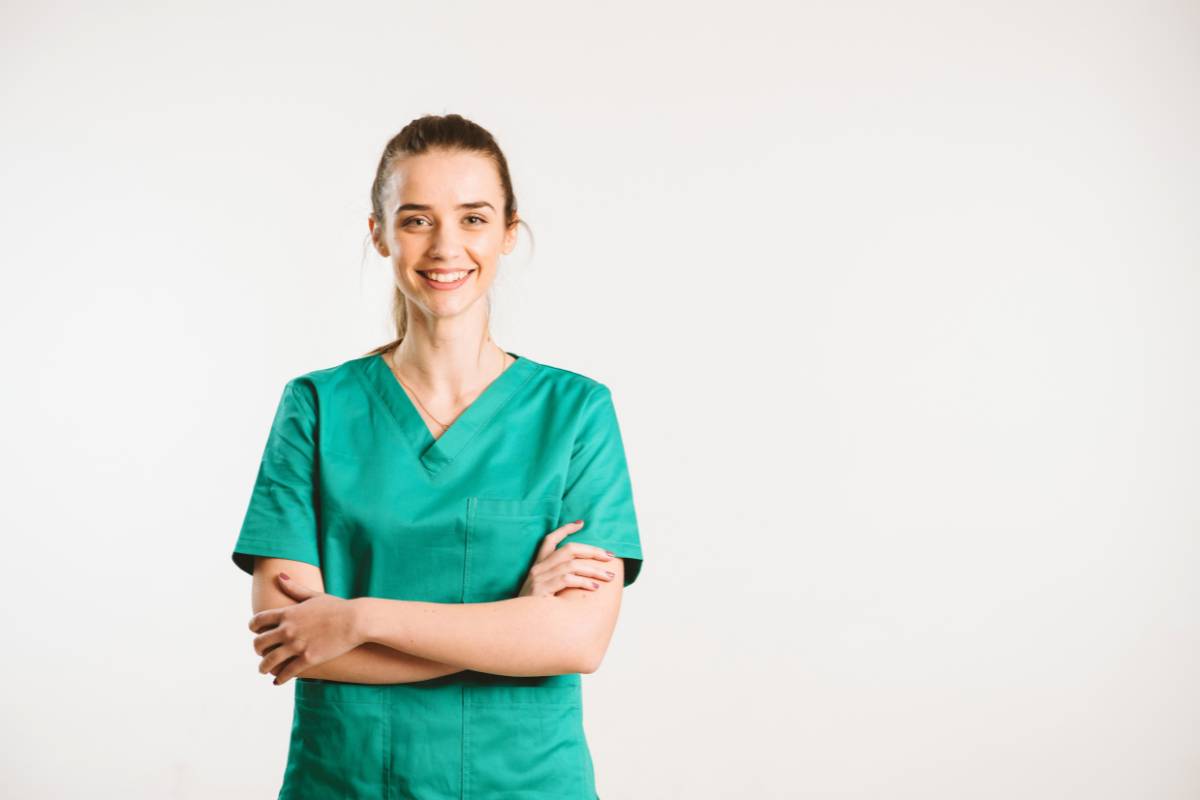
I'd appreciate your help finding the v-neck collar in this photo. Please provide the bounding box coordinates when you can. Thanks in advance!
[358,350,538,476]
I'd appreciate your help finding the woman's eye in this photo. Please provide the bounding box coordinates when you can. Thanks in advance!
[401,216,485,227]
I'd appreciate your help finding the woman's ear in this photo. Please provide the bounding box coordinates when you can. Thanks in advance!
[368,216,390,257]
[502,217,520,254]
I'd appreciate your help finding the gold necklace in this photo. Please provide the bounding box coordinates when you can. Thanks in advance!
[390,345,508,431]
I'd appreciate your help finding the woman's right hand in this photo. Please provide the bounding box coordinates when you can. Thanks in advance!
[518,520,617,597]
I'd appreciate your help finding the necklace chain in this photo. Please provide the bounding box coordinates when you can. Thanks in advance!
[390,344,509,432]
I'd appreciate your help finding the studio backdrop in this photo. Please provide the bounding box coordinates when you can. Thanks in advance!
[2,1,1197,798]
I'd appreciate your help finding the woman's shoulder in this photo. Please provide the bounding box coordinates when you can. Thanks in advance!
[279,352,379,398]
[521,353,610,397]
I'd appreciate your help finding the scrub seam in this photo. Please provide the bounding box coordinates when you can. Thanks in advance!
[461,686,470,800]
[577,692,595,800]
[462,498,473,603]
[383,696,391,800]
[577,707,588,800]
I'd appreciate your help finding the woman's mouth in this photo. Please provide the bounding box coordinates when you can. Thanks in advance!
[417,269,476,290]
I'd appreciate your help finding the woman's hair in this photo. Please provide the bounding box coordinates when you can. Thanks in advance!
[364,113,532,357]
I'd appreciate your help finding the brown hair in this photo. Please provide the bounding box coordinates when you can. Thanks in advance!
[364,113,533,357]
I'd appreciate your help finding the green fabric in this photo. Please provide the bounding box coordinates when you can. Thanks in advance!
[232,351,643,799]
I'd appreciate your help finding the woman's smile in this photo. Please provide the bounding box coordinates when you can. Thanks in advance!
[417,268,476,290]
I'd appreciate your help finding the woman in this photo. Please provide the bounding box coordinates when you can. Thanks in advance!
[231,113,645,799]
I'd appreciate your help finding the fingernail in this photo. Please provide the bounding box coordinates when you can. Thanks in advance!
[606,571,614,578]
[591,581,599,589]
[280,573,290,581]
[574,519,584,525]
[605,550,615,557]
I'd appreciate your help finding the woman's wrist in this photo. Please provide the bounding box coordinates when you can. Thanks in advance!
[350,597,376,645]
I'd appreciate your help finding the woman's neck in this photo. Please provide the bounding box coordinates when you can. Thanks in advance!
[389,330,510,403]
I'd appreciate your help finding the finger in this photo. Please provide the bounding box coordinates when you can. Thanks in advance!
[541,542,613,572]
[276,573,318,601]
[263,644,302,677]
[554,571,601,594]
[259,644,295,676]
[526,563,595,597]
[274,654,308,686]
[248,608,284,633]
[550,561,602,587]
[252,626,287,657]
[566,561,618,582]
[538,520,585,559]
[561,542,615,561]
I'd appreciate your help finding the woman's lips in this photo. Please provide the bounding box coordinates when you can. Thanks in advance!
[418,269,475,291]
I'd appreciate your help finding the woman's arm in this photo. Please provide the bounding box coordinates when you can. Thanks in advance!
[251,558,465,684]
[351,556,626,677]
[298,642,464,684]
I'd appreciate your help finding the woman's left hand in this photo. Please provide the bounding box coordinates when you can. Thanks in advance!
[248,573,363,686]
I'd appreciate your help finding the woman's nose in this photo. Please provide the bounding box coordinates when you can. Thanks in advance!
[428,226,463,257]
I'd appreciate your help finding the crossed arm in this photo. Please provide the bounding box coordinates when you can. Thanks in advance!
[249,556,625,684]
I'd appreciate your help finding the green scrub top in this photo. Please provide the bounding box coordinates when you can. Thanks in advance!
[231,350,644,800]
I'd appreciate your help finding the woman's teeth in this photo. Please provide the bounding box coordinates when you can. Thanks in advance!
[424,270,470,283]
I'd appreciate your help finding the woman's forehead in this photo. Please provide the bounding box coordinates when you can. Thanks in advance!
[387,150,500,202]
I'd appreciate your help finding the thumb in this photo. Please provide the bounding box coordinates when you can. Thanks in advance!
[276,572,317,600]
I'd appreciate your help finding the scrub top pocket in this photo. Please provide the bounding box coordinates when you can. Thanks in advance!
[464,496,562,603]
[463,684,593,800]
[280,681,388,800]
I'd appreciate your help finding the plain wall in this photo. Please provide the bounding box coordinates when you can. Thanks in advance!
[1,1,1197,797]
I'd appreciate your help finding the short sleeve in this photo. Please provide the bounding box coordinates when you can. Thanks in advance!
[556,384,644,587]
[230,379,321,576]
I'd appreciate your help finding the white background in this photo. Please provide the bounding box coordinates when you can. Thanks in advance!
[2,1,1197,797]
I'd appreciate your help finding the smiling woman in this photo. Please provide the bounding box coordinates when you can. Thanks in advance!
[362,125,535,342]
[232,113,644,800]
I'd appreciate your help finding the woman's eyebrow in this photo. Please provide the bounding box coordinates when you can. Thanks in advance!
[394,201,496,215]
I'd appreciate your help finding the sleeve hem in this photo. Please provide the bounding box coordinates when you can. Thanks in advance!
[231,543,321,576]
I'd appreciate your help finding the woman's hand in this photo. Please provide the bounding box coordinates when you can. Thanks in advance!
[518,519,617,597]
[248,573,365,686]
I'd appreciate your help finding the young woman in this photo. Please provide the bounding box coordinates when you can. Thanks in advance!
[231,113,644,799]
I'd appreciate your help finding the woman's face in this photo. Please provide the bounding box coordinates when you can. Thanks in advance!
[370,148,518,321]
